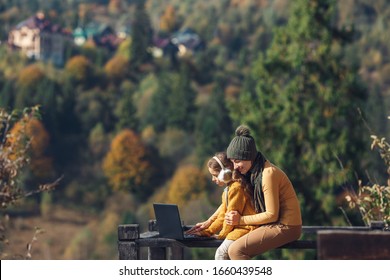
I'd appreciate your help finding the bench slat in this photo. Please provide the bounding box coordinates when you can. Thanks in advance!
[118,222,387,259]
[137,233,316,249]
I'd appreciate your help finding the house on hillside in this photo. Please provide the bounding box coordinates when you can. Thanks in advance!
[8,12,71,66]
[73,21,125,51]
[171,28,205,56]
[152,28,204,59]
[152,35,179,60]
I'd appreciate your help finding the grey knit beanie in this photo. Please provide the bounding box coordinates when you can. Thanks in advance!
[227,125,257,161]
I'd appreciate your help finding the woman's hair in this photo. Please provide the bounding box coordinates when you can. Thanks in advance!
[232,170,254,207]
[208,152,254,206]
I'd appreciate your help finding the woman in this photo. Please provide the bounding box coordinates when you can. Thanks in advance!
[187,152,257,260]
[224,125,302,259]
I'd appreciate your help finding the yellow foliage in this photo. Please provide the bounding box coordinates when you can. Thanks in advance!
[26,119,50,157]
[159,5,177,33]
[6,120,29,160]
[141,125,156,145]
[65,55,92,81]
[108,0,123,14]
[104,55,129,81]
[103,129,151,192]
[1,107,41,208]
[17,64,45,88]
[8,118,53,178]
[168,165,208,208]
[116,38,132,61]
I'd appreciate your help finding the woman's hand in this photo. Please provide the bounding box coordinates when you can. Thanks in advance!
[185,219,212,234]
[225,210,241,225]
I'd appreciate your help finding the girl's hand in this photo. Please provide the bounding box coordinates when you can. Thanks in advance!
[185,219,212,234]
[225,210,241,225]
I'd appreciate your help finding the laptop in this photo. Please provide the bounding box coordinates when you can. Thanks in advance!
[153,203,215,241]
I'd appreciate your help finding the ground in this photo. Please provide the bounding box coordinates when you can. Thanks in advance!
[2,205,97,260]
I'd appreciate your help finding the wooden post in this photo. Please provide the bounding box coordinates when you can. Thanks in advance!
[168,246,184,260]
[148,247,166,260]
[147,219,183,260]
[118,224,140,260]
[147,220,166,259]
[317,230,390,259]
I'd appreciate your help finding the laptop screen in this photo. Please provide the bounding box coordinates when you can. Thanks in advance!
[153,203,185,239]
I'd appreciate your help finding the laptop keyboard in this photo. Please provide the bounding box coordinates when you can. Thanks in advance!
[183,233,215,240]
[184,233,201,238]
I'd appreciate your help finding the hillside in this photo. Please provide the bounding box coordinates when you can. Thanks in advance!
[3,206,98,260]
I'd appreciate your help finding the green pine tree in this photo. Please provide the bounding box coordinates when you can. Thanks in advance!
[0,78,13,109]
[167,62,197,132]
[195,78,233,164]
[130,0,153,69]
[229,0,368,225]
[144,72,171,133]
[115,88,138,132]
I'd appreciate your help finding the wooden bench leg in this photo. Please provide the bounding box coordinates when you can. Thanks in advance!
[118,224,140,260]
[169,246,184,260]
[148,246,184,260]
[148,247,166,260]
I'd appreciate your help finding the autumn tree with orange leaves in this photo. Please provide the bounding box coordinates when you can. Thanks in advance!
[17,64,45,89]
[168,165,208,208]
[65,55,94,85]
[104,55,130,83]
[15,64,48,108]
[1,107,61,259]
[103,129,153,200]
[1,106,60,206]
[9,117,53,179]
[159,5,179,33]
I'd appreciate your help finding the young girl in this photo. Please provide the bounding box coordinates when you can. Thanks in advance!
[188,152,257,260]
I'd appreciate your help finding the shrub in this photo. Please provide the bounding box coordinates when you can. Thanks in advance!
[345,117,390,227]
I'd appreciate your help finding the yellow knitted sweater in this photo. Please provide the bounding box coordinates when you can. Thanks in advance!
[239,161,302,226]
[200,181,257,240]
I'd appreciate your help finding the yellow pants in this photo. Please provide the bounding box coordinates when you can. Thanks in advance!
[228,223,302,260]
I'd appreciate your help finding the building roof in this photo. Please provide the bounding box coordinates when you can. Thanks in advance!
[14,12,67,34]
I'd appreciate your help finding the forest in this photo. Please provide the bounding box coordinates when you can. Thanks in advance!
[0,0,389,260]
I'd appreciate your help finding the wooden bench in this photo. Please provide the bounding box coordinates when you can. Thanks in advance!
[118,220,389,260]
